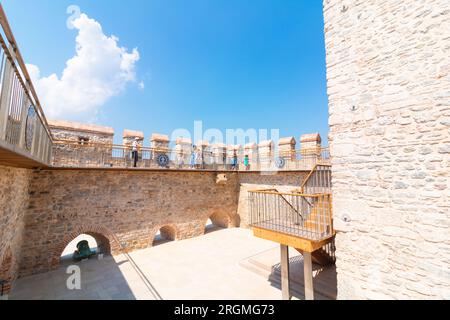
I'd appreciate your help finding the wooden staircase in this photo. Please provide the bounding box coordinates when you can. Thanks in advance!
[298,165,335,267]
[249,163,335,300]
[302,196,333,236]
[296,239,335,267]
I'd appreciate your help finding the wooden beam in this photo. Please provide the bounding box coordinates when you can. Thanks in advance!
[253,226,333,253]
[280,244,290,300]
[303,251,314,300]
[0,144,49,168]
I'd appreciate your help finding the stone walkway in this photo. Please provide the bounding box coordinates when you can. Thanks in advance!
[9,228,336,300]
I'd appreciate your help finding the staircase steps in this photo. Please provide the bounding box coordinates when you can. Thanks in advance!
[295,248,335,266]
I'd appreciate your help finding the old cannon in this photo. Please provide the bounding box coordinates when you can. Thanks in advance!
[73,240,96,261]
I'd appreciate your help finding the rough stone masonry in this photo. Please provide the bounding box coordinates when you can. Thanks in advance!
[324,0,450,299]
[0,164,307,281]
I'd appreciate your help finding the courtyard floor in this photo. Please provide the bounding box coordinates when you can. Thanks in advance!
[9,228,336,300]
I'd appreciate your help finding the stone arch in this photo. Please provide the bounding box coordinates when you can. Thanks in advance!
[152,224,178,246]
[51,225,121,269]
[159,225,177,241]
[204,210,233,233]
[0,247,13,295]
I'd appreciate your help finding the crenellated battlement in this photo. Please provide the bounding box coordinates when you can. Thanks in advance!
[49,120,329,171]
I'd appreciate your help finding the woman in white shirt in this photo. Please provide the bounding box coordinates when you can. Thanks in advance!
[132,138,139,167]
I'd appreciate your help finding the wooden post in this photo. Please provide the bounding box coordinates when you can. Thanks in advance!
[303,251,314,300]
[280,244,290,300]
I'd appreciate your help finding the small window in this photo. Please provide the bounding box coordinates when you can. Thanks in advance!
[78,137,90,145]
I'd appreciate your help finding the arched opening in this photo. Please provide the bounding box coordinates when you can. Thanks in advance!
[59,232,111,265]
[0,248,13,296]
[153,225,177,246]
[51,226,120,270]
[204,211,231,234]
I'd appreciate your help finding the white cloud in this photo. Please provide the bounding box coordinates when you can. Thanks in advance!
[27,13,140,120]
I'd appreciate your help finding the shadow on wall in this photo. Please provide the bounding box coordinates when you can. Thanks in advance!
[268,255,337,300]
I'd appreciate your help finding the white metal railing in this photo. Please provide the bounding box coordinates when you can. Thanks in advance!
[0,5,53,166]
[51,139,330,171]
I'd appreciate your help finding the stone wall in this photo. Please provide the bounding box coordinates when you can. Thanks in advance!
[324,0,450,299]
[20,170,240,276]
[13,168,307,277]
[0,165,31,294]
[49,120,114,144]
[50,120,115,168]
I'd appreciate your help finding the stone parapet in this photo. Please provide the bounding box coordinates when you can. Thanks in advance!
[174,138,192,166]
[212,143,227,165]
[258,140,273,170]
[49,119,114,144]
[278,137,296,161]
[244,142,258,163]
[151,133,170,153]
[197,140,211,165]
[123,129,144,148]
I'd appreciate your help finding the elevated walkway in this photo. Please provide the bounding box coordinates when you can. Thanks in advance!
[0,140,50,168]
[249,164,334,300]
[0,5,53,169]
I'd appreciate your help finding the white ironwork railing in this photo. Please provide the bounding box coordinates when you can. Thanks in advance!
[52,139,330,171]
[0,5,53,166]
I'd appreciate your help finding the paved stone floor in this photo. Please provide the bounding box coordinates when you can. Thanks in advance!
[9,228,336,300]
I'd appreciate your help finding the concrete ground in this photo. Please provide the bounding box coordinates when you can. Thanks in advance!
[9,228,336,300]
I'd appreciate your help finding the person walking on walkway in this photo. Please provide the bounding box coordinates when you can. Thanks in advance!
[132,137,139,168]
[231,151,238,171]
[190,146,197,169]
[195,148,203,169]
[244,154,250,171]
[177,152,185,169]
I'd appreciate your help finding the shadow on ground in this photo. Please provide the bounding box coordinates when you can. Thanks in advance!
[239,247,337,300]
[10,255,138,300]
[268,255,337,300]
[204,225,226,234]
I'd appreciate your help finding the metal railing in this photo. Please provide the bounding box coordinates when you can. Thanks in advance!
[249,190,333,241]
[0,5,53,166]
[300,164,332,194]
[51,139,330,171]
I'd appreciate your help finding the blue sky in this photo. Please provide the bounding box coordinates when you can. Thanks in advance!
[2,0,329,145]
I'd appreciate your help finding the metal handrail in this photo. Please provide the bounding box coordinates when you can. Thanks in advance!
[249,190,333,241]
[247,190,331,197]
[255,189,305,222]
[53,138,330,153]
[0,4,53,142]
[300,164,332,194]
[52,138,330,169]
